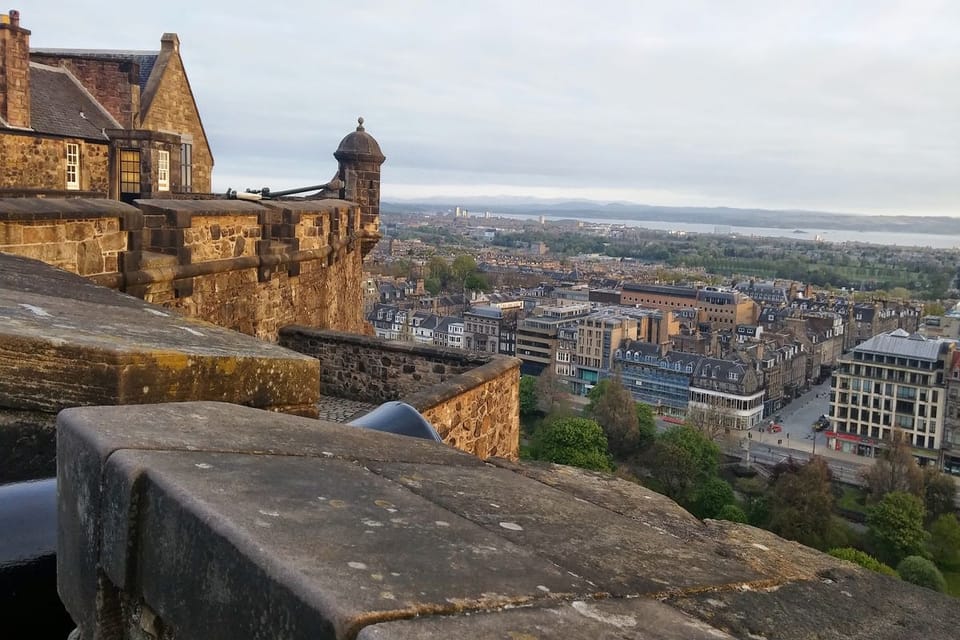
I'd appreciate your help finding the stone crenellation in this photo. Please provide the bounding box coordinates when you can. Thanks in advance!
[0,196,375,340]
[279,327,521,459]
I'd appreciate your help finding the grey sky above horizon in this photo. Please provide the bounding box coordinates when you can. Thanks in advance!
[22,1,960,216]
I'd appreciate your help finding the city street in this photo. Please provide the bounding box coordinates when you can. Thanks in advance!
[768,378,833,455]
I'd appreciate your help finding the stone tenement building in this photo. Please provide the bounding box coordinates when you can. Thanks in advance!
[1,10,213,199]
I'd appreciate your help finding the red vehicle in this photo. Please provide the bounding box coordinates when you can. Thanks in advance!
[769,424,783,433]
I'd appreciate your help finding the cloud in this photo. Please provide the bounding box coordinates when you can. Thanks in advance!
[22,0,960,214]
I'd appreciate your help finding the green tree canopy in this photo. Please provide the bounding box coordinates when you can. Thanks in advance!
[531,416,611,472]
[451,254,478,291]
[768,457,835,550]
[867,491,928,566]
[648,425,720,503]
[927,513,960,570]
[692,477,736,520]
[897,556,946,592]
[519,376,538,419]
[828,547,898,577]
[634,402,657,451]
[716,503,748,524]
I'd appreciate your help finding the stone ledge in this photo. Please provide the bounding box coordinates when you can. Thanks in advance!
[0,197,139,222]
[56,402,960,640]
[0,254,320,478]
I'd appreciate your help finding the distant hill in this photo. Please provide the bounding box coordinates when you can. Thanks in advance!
[381,198,960,235]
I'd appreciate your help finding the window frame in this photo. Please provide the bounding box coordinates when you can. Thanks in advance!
[180,142,193,193]
[66,143,80,190]
[157,150,170,192]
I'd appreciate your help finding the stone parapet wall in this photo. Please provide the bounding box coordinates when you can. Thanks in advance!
[0,197,373,341]
[412,357,520,459]
[278,327,520,459]
[56,401,960,640]
[0,198,138,280]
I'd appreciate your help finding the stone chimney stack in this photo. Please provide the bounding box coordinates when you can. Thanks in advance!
[0,9,31,128]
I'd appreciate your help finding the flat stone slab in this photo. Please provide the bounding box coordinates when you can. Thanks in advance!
[0,253,318,414]
[58,402,960,640]
[357,598,736,639]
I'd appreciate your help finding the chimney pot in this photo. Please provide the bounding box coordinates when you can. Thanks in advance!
[10,9,18,27]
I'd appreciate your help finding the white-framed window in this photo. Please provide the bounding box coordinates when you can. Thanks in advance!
[157,150,170,192]
[66,143,80,190]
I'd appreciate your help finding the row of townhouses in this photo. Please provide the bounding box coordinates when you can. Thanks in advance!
[366,277,959,469]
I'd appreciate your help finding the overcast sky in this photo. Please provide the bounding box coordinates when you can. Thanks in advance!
[23,1,960,215]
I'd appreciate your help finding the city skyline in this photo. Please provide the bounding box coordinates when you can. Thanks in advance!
[22,1,960,216]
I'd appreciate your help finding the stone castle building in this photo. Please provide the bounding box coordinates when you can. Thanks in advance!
[1,10,212,199]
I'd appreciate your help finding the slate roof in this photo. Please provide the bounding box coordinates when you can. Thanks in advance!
[25,63,119,140]
[31,48,158,91]
[855,329,948,361]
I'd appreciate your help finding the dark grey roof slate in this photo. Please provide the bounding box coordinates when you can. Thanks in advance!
[26,64,118,140]
[31,48,158,90]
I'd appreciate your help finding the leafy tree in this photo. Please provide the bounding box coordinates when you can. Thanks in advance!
[464,272,488,292]
[861,436,924,504]
[827,548,898,577]
[648,425,720,503]
[424,276,442,295]
[587,373,646,460]
[716,503,748,524]
[897,556,946,592]
[927,513,960,570]
[922,469,957,523]
[692,477,736,519]
[519,376,538,419]
[451,254,478,293]
[867,491,928,566]
[768,457,835,549]
[745,495,771,527]
[649,437,697,502]
[426,256,451,288]
[531,416,611,472]
[658,425,720,478]
[634,402,657,451]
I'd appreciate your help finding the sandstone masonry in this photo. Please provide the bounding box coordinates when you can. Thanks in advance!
[279,327,521,459]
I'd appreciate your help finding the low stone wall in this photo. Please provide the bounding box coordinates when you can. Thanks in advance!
[0,198,138,281]
[279,327,521,459]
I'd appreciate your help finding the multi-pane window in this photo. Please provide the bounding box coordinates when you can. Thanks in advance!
[120,150,141,194]
[66,143,80,190]
[157,150,170,192]
[181,143,193,193]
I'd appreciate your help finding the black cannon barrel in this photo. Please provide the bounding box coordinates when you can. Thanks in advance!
[0,478,75,637]
[262,184,330,198]
[349,402,444,442]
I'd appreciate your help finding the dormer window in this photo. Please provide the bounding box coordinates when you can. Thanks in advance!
[729,372,739,381]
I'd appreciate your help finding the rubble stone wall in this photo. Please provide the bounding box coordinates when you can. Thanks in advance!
[278,328,521,459]
[0,133,110,194]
